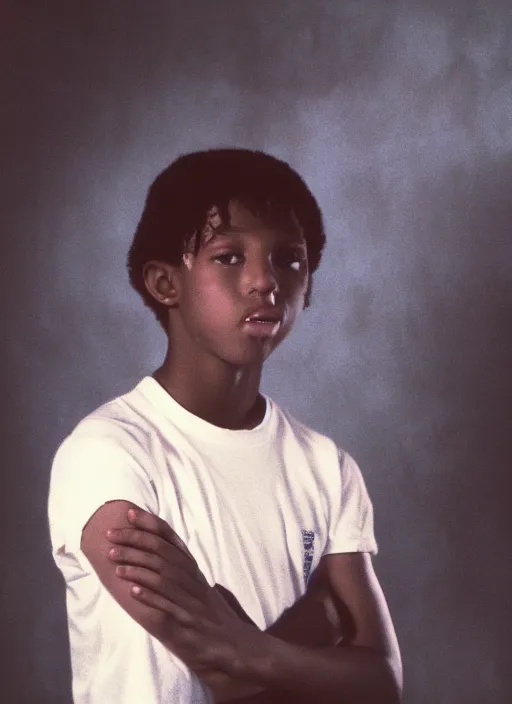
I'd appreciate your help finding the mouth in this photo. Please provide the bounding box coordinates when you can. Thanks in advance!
[242,319,282,337]
[243,312,283,336]
[242,307,284,338]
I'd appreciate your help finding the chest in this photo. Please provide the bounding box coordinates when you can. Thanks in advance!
[154,441,331,627]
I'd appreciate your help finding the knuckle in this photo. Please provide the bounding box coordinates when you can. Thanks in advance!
[130,529,143,545]
[112,529,127,543]
[152,610,168,628]
[151,573,163,589]
[152,554,165,572]
[179,620,195,637]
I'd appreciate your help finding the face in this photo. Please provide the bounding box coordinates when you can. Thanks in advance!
[173,200,309,366]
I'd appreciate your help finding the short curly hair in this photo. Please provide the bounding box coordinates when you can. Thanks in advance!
[127,148,326,333]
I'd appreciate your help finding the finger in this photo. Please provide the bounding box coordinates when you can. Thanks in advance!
[127,509,195,561]
[107,528,192,567]
[108,545,163,572]
[108,539,208,600]
[130,584,194,626]
[193,668,231,689]
[116,564,204,608]
[107,528,209,594]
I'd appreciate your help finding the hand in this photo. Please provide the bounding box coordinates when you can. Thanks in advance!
[106,508,265,677]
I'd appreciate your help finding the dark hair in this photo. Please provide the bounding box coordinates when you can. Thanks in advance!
[127,148,326,332]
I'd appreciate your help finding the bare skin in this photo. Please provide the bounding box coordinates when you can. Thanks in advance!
[144,200,309,430]
[84,503,343,703]
[81,502,402,702]
[80,200,403,701]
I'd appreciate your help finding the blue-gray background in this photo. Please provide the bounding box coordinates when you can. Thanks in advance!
[2,1,511,702]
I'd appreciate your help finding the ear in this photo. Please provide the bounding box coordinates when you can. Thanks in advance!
[142,260,183,308]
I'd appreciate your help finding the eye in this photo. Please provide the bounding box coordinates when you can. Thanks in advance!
[277,250,307,272]
[213,251,244,266]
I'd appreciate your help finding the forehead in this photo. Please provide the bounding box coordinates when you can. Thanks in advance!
[227,200,273,231]
[207,199,305,245]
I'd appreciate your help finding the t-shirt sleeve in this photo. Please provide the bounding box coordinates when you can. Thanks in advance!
[324,448,378,556]
[48,424,159,558]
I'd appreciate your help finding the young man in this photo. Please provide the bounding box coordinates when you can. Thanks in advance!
[48,148,402,703]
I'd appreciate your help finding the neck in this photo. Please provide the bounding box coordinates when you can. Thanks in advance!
[152,348,266,431]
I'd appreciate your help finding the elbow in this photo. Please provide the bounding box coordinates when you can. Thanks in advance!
[336,651,403,704]
[356,653,402,704]
[366,679,402,704]
[378,655,403,704]
[383,684,403,704]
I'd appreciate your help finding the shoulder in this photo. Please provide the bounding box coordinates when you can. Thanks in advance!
[271,400,362,488]
[52,380,156,468]
[270,398,341,457]
[48,387,161,557]
[48,382,161,514]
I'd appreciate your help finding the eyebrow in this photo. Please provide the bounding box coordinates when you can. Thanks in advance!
[211,226,245,236]
[207,227,307,247]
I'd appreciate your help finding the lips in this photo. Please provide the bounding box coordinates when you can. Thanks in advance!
[241,306,284,339]
[243,307,283,324]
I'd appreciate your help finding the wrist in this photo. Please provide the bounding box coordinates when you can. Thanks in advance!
[195,670,263,703]
[234,627,285,684]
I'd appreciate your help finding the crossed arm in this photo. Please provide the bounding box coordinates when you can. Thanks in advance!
[81,500,403,703]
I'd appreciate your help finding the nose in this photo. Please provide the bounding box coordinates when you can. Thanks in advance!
[243,255,280,298]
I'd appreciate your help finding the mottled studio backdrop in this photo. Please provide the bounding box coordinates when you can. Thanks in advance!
[2,1,511,702]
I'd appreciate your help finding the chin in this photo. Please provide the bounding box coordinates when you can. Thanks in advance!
[223,341,278,366]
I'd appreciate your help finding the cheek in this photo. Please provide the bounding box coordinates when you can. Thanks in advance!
[282,276,308,313]
[185,274,237,325]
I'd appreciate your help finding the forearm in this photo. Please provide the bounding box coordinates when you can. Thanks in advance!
[240,637,402,704]
[209,643,400,704]
[204,588,342,702]
[195,668,264,703]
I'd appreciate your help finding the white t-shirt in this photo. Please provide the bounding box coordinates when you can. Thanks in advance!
[48,376,377,703]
